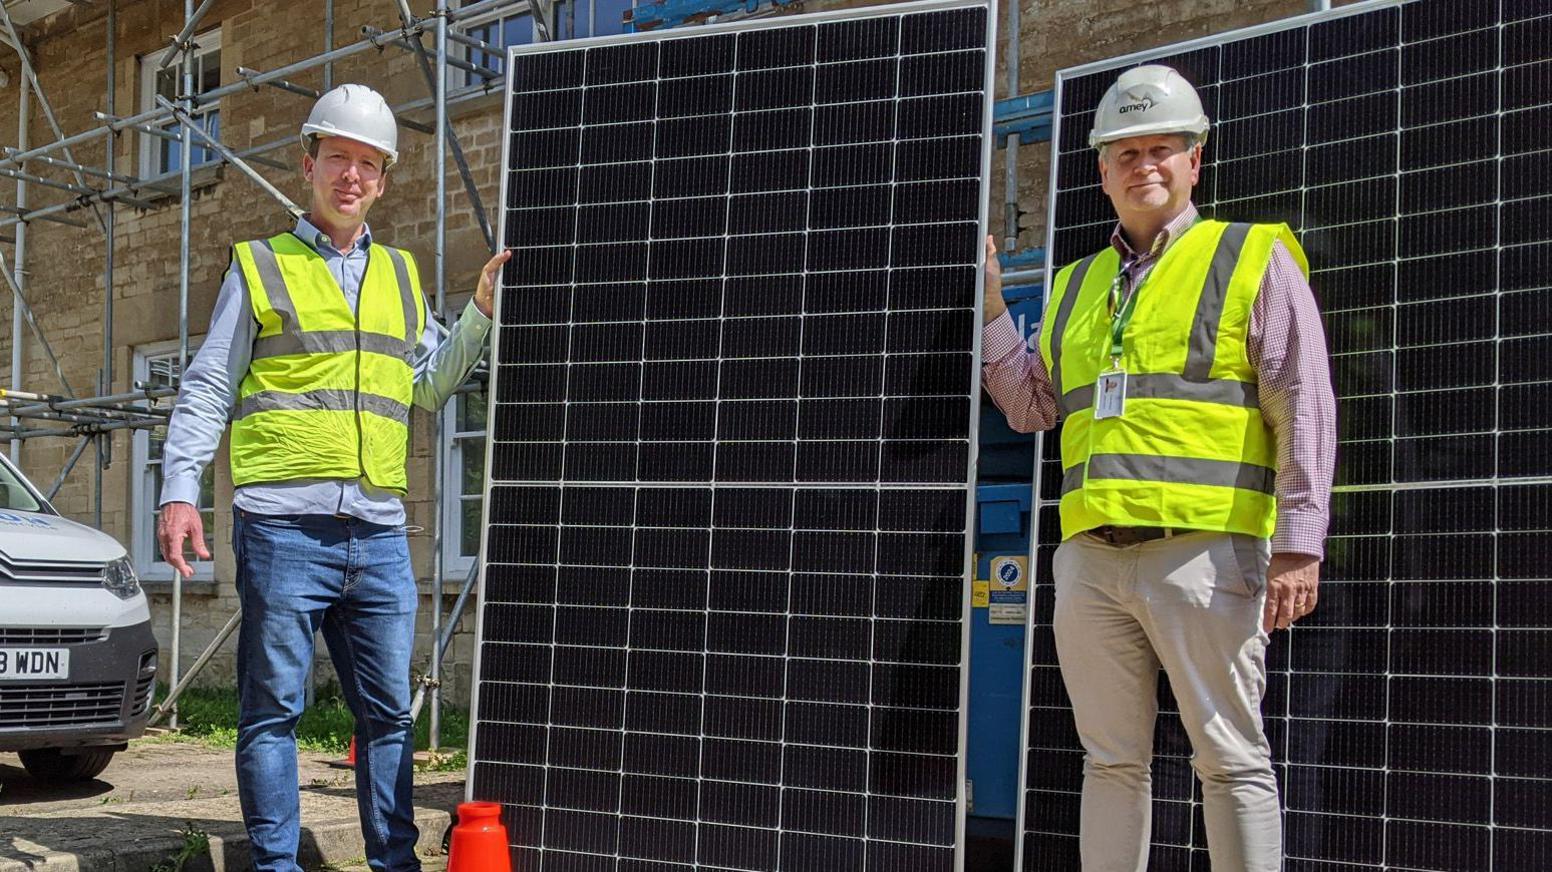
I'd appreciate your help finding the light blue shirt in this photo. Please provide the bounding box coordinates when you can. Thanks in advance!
[159,216,492,525]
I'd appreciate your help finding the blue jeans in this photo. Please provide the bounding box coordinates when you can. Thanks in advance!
[233,510,421,872]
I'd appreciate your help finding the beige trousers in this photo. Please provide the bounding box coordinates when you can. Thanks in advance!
[1052,530,1281,872]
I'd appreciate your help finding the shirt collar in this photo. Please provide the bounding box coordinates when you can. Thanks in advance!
[296,214,372,255]
[1109,203,1200,261]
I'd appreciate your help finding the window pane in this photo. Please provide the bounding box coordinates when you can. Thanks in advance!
[199,465,216,511]
[156,67,178,102]
[199,49,221,95]
[460,499,482,557]
[196,111,221,167]
[555,1,577,38]
[502,14,535,47]
[461,437,486,495]
[161,132,178,174]
[470,23,496,73]
[457,390,488,433]
[200,510,215,554]
[148,355,181,387]
[593,0,633,35]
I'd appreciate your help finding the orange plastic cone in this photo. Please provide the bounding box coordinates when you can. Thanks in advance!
[326,737,357,770]
[447,802,511,872]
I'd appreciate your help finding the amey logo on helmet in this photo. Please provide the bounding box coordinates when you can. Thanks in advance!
[1119,97,1156,114]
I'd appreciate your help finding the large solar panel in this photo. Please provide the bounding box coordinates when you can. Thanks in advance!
[1019,0,1552,869]
[468,3,994,869]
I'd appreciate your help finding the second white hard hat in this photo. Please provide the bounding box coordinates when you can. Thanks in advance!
[300,83,399,168]
[1088,65,1210,150]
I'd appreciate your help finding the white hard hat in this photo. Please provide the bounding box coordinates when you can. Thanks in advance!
[1088,65,1210,150]
[300,83,399,168]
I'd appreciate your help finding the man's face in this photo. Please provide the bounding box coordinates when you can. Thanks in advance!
[1098,133,1200,225]
[302,136,389,227]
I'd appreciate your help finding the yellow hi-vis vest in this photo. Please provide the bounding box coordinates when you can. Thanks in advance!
[228,233,426,495]
[1038,219,1308,541]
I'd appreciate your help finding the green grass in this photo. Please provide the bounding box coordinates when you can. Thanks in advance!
[149,684,470,762]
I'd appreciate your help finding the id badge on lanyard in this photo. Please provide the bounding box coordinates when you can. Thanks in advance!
[1094,271,1139,421]
[1095,368,1126,419]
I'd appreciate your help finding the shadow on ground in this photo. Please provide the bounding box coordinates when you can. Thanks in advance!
[0,770,461,872]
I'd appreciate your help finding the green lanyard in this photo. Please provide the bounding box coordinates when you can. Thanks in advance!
[1105,216,1197,368]
[1106,270,1143,369]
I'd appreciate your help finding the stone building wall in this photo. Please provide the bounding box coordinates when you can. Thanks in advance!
[0,0,1350,709]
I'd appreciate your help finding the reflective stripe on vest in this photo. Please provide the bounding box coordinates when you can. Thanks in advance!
[235,388,413,427]
[228,234,424,494]
[1039,219,1307,540]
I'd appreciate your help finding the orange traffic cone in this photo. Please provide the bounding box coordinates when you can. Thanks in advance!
[326,737,357,770]
[447,802,511,872]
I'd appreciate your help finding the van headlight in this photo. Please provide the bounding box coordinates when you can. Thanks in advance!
[103,557,141,600]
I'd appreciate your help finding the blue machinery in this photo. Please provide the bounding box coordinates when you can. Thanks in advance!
[628,0,1058,824]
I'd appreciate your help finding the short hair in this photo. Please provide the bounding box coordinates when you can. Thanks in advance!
[1099,132,1199,163]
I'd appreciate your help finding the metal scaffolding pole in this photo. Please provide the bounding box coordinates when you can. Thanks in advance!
[158,97,306,221]
[0,203,86,227]
[9,71,26,462]
[1003,0,1021,251]
[410,558,480,724]
[45,435,90,500]
[0,88,493,229]
[324,0,334,91]
[0,21,448,176]
[0,250,74,398]
[148,609,243,728]
[430,0,450,753]
[0,0,550,754]
[98,0,117,530]
[388,0,498,253]
[157,0,220,69]
[166,0,198,732]
[0,3,107,237]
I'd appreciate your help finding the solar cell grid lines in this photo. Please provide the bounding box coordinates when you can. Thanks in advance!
[1024,1,1552,870]
[471,3,992,870]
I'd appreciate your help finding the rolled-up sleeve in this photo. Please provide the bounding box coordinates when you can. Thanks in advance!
[1251,241,1337,558]
[981,312,1058,433]
[411,299,492,412]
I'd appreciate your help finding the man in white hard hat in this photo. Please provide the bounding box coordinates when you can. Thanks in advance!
[982,65,1335,870]
[156,83,510,872]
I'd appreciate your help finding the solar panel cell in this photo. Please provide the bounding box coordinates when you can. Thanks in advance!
[1023,2,1552,868]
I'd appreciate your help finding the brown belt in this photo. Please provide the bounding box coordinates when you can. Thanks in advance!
[1084,525,1178,546]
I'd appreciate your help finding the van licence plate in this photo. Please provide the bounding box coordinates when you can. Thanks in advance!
[0,647,68,680]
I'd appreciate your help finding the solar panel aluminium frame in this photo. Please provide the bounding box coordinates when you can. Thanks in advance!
[1012,0,1408,866]
[465,2,1000,867]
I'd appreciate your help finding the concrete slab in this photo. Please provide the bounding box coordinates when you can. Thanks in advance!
[0,740,464,872]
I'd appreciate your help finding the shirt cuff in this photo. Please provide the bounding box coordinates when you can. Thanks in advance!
[982,312,1026,363]
[461,299,493,335]
[159,475,205,508]
[1272,511,1327,559]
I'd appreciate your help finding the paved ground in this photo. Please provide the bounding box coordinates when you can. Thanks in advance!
[329,855,448,871]
[0,737,463,872]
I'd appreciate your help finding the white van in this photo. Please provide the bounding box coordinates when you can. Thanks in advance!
[0,451,158,783]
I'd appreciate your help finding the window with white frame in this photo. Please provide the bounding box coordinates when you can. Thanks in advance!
[441,384,487,578]
[457,0,635,87]
[132,342,215,580]
[140,29,222,178]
